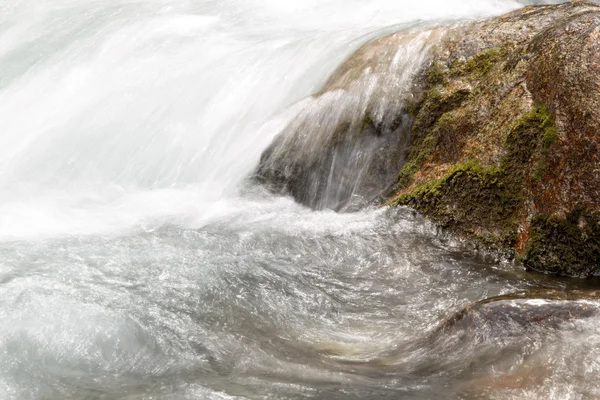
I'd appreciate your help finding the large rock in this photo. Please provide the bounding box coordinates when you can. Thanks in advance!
[256,1,600,276]
[388,0,600,277]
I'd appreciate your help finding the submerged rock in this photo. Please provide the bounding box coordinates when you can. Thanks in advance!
[439,289,600,335]
[348,289,600,376]
[257,0,600,276]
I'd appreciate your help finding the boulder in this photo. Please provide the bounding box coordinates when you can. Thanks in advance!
[256,1,600,276]
[388,0,600,277]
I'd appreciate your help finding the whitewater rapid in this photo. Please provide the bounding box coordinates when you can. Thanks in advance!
[0,0,598,399]
[0,0,559,240]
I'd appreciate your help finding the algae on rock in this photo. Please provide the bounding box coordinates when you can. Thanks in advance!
[386,1,600,277]
[257,0,600,277]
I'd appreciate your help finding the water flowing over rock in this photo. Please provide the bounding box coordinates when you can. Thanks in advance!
[257,0,600,277]
[255,31,441,211]
[439,289,600,334]
[6,0,600,397]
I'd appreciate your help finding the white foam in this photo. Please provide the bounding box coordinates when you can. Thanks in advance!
[0,0,570,240]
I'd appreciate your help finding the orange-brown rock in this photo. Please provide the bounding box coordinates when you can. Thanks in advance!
[389,0,600,277]
[257,1,600,276]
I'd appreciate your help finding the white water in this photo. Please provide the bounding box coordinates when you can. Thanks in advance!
[1,0,598,399]
[0,0,550,241]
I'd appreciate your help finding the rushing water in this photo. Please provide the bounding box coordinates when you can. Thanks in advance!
[1,0,599,399]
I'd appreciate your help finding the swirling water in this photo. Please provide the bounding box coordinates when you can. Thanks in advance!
[1,0,599,399]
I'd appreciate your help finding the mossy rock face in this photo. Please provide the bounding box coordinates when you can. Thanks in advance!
[388,1,600,277]
[256,1,600,276]
[523,207,600,277]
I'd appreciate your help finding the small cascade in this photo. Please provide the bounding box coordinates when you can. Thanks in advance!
[255,30,442,211]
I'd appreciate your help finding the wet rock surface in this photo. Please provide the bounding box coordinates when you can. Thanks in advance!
[257,1,600,276]
[254,31,440,211]
[388,0,600,277]
[439,289,600,334]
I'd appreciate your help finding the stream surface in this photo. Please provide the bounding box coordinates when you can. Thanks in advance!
[1,0,600,399]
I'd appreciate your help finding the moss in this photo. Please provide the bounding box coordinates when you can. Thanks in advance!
[462,47,502,76]
[406,99,422,119]
[397,160,501,202]
[392,47,512,195]
[413,88,467,132]
[448,44,512,79]
[390,159,519,247]
[387,38,563,257]
[542,127,558,151]
[395,88,470,192]
[509,105,558,183]
[522,206,600,277]
[531,159,548,183]
[445,88,472,109]
[541,116,558,152]
[527,107,557,181]
[394,131,439,190]
[394,105,468,192]
[389,103,559,251]
[509,104,556,147]
[504,107,548,164]
[426,61,448,86]
[503,104,558,184]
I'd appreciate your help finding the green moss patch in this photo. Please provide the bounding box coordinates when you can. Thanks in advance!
[426,61,448,86]
[461,46,503,76]
[390,159,519,247]
[389,102,559,251]
[504,104,558,183]
[394,89,470,192]
[391,46,514,194]
[523,206,600,277]
[508,105,557,152]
